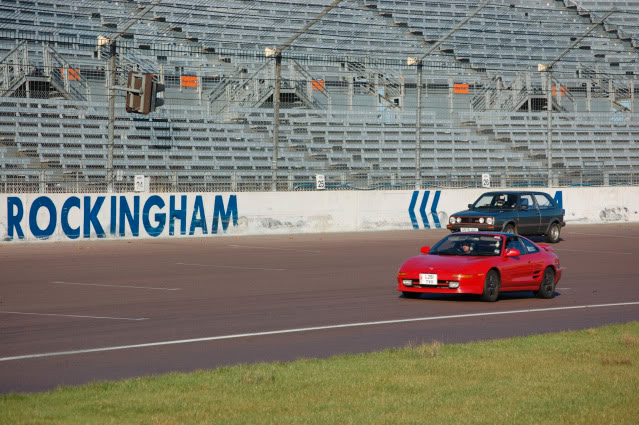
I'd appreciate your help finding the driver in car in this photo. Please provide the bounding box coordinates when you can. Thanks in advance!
[455,241,474,254]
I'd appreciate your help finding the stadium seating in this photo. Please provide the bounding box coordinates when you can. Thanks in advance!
[0,0,638,191]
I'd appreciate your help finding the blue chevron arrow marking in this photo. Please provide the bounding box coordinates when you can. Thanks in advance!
[430,190,441,228]
[419,191,430,229]
[408,191,419,229]
[408,190,442,229]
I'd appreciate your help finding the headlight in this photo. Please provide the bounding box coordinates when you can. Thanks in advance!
[456,217,462,223]
[402,279,413,286]
[478,217,485,224]
[449,216,456,224]
[449,281,460,289]
[487,217,494,225]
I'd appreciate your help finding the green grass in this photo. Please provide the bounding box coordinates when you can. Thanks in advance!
[2,322,639,425]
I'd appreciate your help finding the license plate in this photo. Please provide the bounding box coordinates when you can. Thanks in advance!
[419,273,438,286]
[460,227,478,232]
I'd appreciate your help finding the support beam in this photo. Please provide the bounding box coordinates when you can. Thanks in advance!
[107,41,116,193]
[414,61,423,189]
[271,55,282,192]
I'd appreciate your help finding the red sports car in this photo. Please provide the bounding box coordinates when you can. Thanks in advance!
[397,232,562,302]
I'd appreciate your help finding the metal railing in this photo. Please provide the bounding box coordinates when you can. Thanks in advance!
[1,168,637,194]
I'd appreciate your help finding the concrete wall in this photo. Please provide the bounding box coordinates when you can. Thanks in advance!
[1,187,638,242]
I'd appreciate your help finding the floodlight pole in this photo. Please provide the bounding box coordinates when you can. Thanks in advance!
[107,40,117,193]
[546,68,553,186]
[271,54,282,191]
[267,0,344,191]
[408,0,490,189]
[414,61,423,188]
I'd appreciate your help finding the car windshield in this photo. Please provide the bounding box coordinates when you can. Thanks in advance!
[472,193,519,210]
[429,234,503,256]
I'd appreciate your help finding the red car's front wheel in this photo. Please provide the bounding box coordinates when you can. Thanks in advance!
[480,270,500,302]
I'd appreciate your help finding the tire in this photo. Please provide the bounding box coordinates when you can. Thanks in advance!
[545,222,561,243]
[480,270,500,302]
[502,223,516,234]
[402,291,421,299]
[535,267,555,299]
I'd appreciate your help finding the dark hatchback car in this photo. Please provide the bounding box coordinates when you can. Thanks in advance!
[447,191,565,243]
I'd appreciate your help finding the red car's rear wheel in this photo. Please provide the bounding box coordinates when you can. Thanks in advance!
[535,267,556,299]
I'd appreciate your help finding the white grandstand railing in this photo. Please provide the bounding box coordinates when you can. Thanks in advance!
[0,41,35,97]
[208,60,274,116]
[347,59,402,109]
[43,43,92,103]
[0,41,91,102]
[472,73,575,113]
[207,59,332,118]
[578,64,633,111]
[291,59,331,110]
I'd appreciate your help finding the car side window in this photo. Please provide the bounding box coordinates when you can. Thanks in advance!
[520,238,539,254]
[519,194,534,210]
[535,194,555,210]
[505,237,526,255]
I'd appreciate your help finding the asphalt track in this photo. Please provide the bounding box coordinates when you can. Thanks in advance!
[1,223,638,393]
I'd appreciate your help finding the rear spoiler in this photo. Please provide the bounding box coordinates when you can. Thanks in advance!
[538,243,554,252]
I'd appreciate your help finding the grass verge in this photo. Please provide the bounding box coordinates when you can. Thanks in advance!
[1,322,639,425]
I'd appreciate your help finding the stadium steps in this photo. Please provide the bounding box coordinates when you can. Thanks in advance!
[560,0,639,50]
[347,61,402,109]
[0,41,91,102]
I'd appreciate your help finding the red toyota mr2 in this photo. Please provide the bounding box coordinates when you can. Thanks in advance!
[397,232,562,302]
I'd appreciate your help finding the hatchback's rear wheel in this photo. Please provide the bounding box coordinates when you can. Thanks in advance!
[535,267,555,299]
[402,291,421,299]
[480,270,500,302]
[545,223,561,243]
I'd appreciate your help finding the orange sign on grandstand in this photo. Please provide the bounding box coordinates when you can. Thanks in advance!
[60,68,80,81]
[552,85,567,96]
[181,75,198,88]
[453,83,469,94]
[312,79,325,91]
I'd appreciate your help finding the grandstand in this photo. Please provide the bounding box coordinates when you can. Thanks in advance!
[0,0,637,192]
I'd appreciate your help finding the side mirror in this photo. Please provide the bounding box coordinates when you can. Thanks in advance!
[505,249,520,257]
[520,204,528,211]
[468,203,473,209]
[420,246,430,254]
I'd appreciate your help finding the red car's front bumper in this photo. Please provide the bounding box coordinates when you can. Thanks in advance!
[397,274,485,295]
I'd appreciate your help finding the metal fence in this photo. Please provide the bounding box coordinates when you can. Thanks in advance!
[1,168,637,194]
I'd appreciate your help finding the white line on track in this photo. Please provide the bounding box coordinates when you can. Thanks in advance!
[176,262,286,271]
[555,248,633,255]
[227,244,321,253]
[52,281,180,291]
[570,232,639,239]
[0,311,148,322]
[1,301,637,362]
